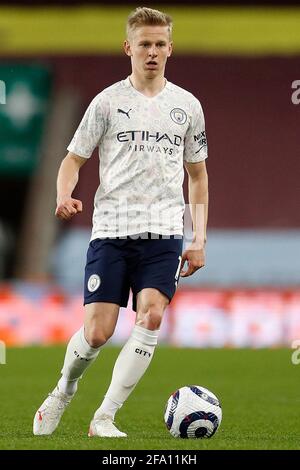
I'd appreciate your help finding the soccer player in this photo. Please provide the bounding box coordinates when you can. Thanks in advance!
[33,6,208,438]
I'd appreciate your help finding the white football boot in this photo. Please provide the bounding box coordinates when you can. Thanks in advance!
[88,414,127,438]
[33,387,73,435]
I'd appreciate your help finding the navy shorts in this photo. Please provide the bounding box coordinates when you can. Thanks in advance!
[84,233,183,312]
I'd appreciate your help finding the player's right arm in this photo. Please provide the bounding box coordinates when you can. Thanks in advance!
[55,151,87,220]
[56,92,106,220]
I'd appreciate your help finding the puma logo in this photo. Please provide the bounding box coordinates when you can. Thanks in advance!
[117,108,132,119]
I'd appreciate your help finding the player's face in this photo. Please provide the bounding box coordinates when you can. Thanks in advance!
[124,25,172,78]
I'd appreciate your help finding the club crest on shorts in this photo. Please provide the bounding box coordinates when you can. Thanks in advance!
[87,274,101,292]
[170,108,187,125]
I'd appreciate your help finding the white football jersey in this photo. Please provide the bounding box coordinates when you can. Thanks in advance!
[67,77,208,239]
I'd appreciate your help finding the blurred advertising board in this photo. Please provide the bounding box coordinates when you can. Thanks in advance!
[0,285,299,347]
[0,65,51,175]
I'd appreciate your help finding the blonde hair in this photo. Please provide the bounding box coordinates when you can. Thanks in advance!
[126,7,173,39]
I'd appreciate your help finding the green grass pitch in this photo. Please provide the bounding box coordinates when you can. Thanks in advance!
[0,346,299,450]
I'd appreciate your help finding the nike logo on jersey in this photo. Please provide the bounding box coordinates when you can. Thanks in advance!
[118,108,132,119]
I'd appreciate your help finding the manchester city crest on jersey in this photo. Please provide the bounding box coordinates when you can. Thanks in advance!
[170,108,187,125]
[87,274,101,292]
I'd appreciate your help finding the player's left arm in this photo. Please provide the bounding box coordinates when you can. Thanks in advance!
[180,160,208,277]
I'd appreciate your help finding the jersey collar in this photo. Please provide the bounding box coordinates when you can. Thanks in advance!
[123,76,170,99]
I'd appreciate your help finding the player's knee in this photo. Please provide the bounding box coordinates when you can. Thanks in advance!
[84,327,112,348]
[137,306,164,330]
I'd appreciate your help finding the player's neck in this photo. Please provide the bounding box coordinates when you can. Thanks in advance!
[129,73,166,98]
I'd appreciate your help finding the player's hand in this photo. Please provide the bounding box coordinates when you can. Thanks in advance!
[180,242,205,277]
[55,197,83,220]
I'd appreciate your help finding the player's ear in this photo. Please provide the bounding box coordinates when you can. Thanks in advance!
[124,40,132,57]
[167,41,173,57]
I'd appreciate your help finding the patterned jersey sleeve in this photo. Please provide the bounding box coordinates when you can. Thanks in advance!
[67,93,108,158]
[183,98,208,163]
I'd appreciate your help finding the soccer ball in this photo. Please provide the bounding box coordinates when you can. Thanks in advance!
[164,385,222,439]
